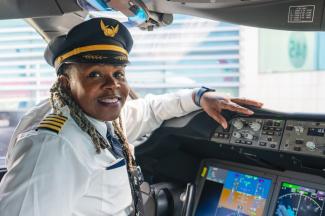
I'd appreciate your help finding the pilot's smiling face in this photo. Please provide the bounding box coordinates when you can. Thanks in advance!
[63,63,130,121]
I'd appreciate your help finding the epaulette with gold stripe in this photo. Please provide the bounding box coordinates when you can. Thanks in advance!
[37,114,68,134]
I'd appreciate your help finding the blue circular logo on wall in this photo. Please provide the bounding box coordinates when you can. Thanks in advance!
[288,32,307,68]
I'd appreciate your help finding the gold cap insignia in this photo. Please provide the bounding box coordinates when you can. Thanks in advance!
[100,20,119,37]
[114,55,128,61]
[82,54,108,60]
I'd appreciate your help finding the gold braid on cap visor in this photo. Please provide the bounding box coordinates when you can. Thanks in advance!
[54,44,129,68]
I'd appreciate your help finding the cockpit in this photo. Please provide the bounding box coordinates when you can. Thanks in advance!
[137,107,325,215]
[1,0,325,216]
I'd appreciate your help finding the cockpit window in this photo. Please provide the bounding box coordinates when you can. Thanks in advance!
[1,13,325,168]
[259,30,325,72]
[240,27,325,113]
[0,15,240,168]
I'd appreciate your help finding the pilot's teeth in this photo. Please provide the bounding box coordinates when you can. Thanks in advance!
[101,98,118,103]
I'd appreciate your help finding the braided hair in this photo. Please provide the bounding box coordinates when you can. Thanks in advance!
[49,64,135,169]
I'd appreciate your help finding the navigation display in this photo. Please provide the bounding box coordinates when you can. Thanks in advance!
[195,166,272,216]
[274,182,325,216]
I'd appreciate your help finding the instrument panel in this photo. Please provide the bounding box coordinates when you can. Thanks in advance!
[194,160,325,216]
[211,117,325,158]
[137,110,325,216]
[281,120,325,157]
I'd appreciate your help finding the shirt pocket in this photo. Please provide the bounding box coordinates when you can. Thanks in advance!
[101,158,133,214]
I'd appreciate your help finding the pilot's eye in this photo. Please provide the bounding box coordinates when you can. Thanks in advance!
[114,71,125,80]
[88,71,101,78]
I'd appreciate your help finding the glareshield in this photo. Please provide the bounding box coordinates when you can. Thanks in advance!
[77,0,149,27]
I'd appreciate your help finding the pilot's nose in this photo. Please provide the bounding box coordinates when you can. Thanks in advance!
[103,74,120,89]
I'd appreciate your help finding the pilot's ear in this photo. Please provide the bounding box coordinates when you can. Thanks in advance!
[58,74,70,90]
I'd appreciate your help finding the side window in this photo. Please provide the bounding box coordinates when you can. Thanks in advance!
[0,112,24,167]
[0,19,54,168]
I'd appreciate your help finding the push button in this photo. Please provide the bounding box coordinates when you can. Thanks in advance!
[245,141,252,145]
[295,139,304,145]
[259,142,267,146]
[286,126,294,131]
[294,146,302,151]
[265,121,273,126]
[223,127,230,132]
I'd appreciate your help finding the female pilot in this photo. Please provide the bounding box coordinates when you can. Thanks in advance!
[0,18,262,216]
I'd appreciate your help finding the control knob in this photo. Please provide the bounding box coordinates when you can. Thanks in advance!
[249,122,261,131]
[243,133,254,140]
[232,119,244,130]
[306,141,316,151]
[232,132,242,139]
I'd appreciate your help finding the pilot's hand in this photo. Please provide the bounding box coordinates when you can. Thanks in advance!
[200,92,263,129]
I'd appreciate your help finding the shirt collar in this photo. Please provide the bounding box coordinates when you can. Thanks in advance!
[58,105,113,137]
[85,115,113,138]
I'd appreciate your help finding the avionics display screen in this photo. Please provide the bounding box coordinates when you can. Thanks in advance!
[307,128,325,137]
[274,182,325,216]
[195,166,272,216]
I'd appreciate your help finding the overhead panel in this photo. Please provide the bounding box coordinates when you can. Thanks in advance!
[149,0,325,31]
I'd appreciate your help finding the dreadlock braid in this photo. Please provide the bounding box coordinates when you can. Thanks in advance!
[113,117,136,170]
[50,79,108,153]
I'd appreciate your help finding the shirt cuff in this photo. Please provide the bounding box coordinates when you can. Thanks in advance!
[178,89,201,113]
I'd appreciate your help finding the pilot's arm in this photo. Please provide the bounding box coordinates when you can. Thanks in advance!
[122,89,199,143]
[0,131,90,216]
[122,88,263,143]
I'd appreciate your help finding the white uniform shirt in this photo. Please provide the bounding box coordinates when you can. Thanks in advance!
[0,90,200,216]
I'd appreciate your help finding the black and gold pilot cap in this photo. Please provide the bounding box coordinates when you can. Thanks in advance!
[44,17,133,74]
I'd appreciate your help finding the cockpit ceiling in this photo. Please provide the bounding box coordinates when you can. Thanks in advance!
[148,0,325,31]
[0,0,282,20]
[0,0,82,20]
[1,0,325,37]
[148,0,283,10]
